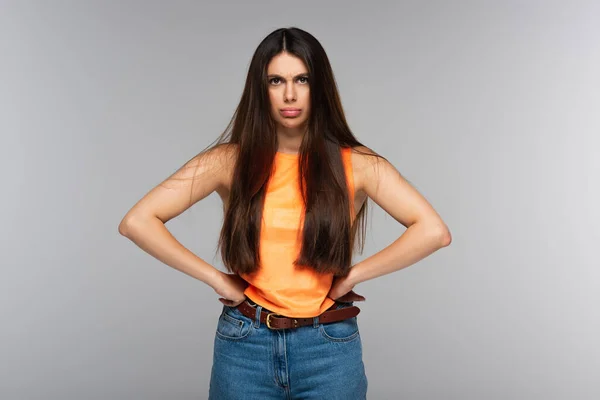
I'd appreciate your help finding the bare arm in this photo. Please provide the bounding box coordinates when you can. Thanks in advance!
[347,147,452,286]
[118,144,235,288]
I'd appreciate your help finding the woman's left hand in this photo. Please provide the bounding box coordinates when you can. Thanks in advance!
[327,275,366,303]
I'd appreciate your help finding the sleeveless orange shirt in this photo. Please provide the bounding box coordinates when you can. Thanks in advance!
[240,146,356,318]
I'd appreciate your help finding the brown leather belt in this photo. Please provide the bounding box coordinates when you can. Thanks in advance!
[235,300,360,330]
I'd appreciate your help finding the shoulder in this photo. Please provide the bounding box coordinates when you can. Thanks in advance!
[186,142,237,174]
[181,142,238,194]
[348,145,389,194]
[211,142,239,168]
[208,142,238,191]
[349,145,381,162]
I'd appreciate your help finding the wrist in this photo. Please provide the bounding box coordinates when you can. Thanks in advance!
[347,263,363,286]
[206,268,224,289]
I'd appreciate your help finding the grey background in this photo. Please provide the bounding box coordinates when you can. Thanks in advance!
[2,1,599,399]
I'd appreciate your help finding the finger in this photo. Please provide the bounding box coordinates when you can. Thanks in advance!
[347,290,366,300]
[219,298,244,307]
[337,292,366,302]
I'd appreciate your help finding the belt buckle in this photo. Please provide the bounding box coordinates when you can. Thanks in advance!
[266,312,284,330]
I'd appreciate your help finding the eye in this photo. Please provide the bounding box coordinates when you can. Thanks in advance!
[268,77,281,85]
[297,76,309,84]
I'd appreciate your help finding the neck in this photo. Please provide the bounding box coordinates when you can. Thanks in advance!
[276,125,306,154]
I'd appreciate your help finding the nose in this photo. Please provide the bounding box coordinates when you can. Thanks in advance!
[284,82,296,102]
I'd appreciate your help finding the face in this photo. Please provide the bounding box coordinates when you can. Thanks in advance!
[266,52,311,131]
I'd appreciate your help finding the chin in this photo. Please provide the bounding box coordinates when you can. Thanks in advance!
[279,118,308,129]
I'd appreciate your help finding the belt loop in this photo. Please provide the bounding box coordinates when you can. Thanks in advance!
[254,304,263,328]
[313,316,319,328]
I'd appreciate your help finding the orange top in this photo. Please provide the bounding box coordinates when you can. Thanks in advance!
[240,146,355,317]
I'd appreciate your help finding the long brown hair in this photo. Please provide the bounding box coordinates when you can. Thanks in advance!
[190,27,384,277]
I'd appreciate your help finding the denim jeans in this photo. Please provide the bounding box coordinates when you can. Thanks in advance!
[208,299,368,399]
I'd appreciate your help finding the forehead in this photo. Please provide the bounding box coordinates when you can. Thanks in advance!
[267,52,308,75]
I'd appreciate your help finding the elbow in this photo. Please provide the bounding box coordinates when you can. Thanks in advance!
[436,225,452,247]
[119,213,160,237]
[118,214,140,237]
[118,217,132,237]
[421,219,451,248]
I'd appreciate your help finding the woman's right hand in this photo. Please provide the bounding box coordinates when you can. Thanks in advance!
[212,272,249,307]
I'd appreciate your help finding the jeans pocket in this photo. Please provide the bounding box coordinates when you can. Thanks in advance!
[319,301,360,342]
[215,305,254,341]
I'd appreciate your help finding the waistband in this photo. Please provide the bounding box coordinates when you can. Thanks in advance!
[244,298,339,314]
[236,298,359,330]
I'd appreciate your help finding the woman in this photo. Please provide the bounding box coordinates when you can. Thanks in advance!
[119,27,451,399]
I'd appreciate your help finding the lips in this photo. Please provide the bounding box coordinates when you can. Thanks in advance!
[280,108,301,117]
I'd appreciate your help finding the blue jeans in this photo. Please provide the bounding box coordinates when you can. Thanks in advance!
[208,299,368,399]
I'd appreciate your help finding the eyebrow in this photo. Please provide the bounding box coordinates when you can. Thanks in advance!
[266,73,309,79]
